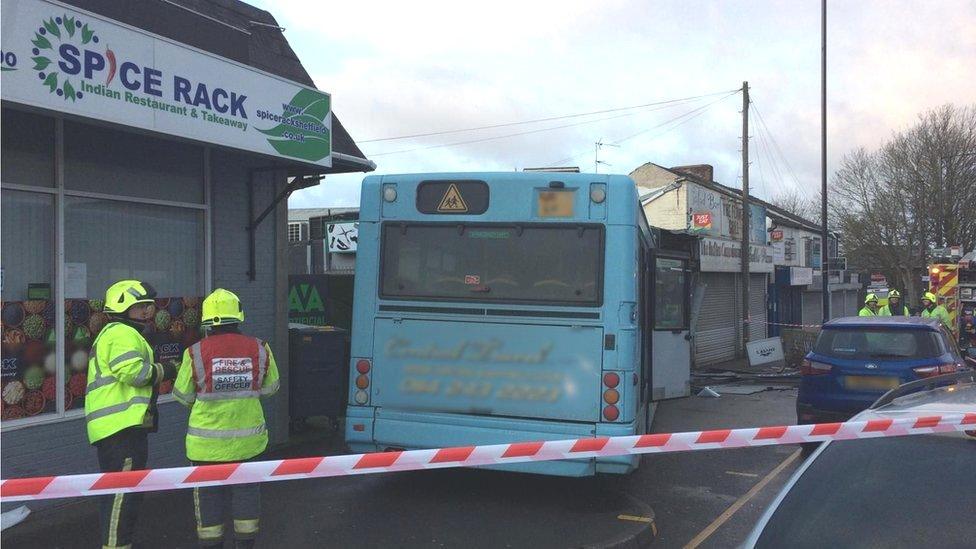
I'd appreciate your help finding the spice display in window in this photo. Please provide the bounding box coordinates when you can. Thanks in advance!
[154,309,171,331]
[22,314,47,340]
[88,298,105,312]
[2,302,25,328]
[3,328,26,355]
[70,349,89,372]
[72,325,92,347]
[68,372,86,398]
[167,299,184,319]
[1,404,26,420]
[23,339,47,364]
[24,365,45,390]
[88,312,109,337]
[41,376,57,401]
[2,380,26,405]
[23,300,47,314]
[22,390,46,416]
[44,352,58,374]
[40,301,56,328]
[67,299,91,326]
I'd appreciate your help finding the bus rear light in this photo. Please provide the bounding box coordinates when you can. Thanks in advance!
[603,388,619,405]
[383,185,398,202]
[354,390,368,405]
[603,405,619,421]
[353,423,365,431]
[590,186,606,203]
[355,375,370,389]
[603,372,620,388]
[356,359,372,374]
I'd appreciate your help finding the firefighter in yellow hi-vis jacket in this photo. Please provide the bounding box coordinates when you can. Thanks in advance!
[173,289,279,548]
[86,280,178,549]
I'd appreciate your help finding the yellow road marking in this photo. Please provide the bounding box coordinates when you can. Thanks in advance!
[683,449,801,549]
[725,471,759,478]
[617,514,655,524]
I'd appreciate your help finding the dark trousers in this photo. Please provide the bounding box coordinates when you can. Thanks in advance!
[96,428,149,549]
[192,458,261,548]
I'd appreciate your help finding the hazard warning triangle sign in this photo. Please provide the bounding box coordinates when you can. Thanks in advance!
[437,183,468,213]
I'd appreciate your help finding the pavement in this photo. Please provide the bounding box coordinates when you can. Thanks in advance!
[3,376,803,548]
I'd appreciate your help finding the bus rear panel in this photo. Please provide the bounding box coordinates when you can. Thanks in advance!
[345,172,650,476]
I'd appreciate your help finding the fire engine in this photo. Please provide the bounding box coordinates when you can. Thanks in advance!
[928,246,975,348]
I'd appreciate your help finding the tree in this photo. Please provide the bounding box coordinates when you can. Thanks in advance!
[769,190,820,223]
[830,104,976,303]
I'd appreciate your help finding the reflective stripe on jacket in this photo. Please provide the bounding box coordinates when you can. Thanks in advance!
[85,322,160,444]
[174,333,280,461]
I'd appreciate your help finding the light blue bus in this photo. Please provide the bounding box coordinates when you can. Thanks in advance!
[345,172,681,476]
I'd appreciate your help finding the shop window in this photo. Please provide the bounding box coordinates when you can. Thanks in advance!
[64,197,206,401]
[64,121,204,203]
[1,108,55,188]
[2,190,57,421]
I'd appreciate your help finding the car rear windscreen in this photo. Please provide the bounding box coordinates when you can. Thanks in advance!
[812,328,944,360]
[755,436,974,548]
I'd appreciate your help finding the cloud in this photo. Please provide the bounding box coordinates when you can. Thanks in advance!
[260,0,976,208]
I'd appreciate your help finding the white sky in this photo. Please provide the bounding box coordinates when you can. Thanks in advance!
[251,0,976,209]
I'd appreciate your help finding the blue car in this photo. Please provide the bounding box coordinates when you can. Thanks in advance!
[797,316,967,424]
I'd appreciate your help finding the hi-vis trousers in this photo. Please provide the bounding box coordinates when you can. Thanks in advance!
[192,458,261,548]
[96,428,149,549]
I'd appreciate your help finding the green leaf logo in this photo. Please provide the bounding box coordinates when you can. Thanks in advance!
[257,89,332,163]
[29,14,101,101]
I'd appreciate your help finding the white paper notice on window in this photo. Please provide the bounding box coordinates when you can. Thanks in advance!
[65,263,88,299]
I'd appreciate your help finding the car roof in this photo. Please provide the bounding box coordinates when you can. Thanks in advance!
[856,381,976,419]
[824,316,942,331]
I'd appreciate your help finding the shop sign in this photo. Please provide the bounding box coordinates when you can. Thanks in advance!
[691,212,712,231]
[288,275,328,326]
[0,0,332,167]
[327,222,359,253]
[789,266,813,286]
[771,229,784,241]
[699,237,774,273]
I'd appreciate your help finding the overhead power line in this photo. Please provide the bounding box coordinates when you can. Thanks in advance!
[547,90,740,166]
[366,93,725,158]
[360,88,740,143]
[750,99,810,197]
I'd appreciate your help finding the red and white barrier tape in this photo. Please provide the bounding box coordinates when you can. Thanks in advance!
[2,413,973,503]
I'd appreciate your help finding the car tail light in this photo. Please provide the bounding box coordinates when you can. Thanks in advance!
[913,363,960,378]
[603,372,620,388]
[800,359,832,376]
[603,405,619,421]
[356,359,372,374]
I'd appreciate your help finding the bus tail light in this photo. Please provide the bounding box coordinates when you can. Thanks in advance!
[603,372,620,388]
[353,358,372,405]
[603,405,619,421]
[603,389,619,405]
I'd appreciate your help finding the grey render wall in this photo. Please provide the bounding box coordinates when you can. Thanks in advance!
[0,148,288,512]
[209,149,289,446]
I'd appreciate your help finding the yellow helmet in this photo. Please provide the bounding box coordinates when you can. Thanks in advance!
[201,288,244,326]
[104,280,157,314]
[922,291,937,303]
[888,289,901,299]
[865,293,878,304]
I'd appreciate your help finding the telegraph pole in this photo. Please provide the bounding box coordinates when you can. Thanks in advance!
[821,0,830,322]
[741,81,751,353]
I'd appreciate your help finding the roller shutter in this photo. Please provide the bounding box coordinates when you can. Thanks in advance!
[695,273,738,366]
[749,274,768,340]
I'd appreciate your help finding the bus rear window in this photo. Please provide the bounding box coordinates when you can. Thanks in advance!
[380,224,603,305]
